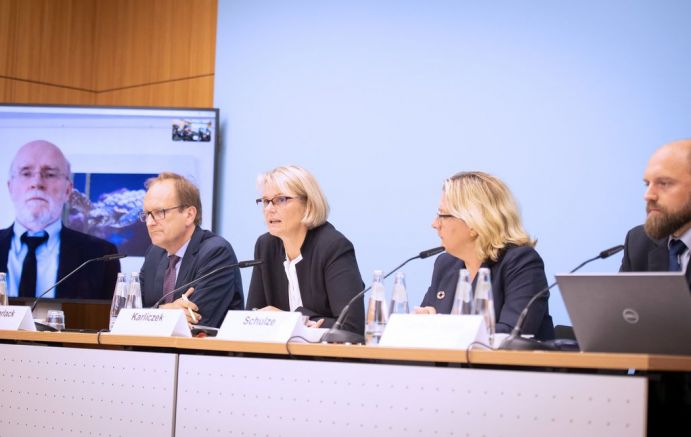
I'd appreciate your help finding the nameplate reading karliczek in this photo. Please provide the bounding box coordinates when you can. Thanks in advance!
[110,308,191,337]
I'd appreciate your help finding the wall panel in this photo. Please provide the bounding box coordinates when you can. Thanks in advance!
[0,76,94,104]
[0,0,217,108]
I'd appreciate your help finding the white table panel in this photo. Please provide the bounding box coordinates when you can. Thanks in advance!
[0,343,177,437]
[176,355,647,437]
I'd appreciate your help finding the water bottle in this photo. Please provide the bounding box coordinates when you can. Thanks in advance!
[0,272,8,306]
[389,272,409,315]
[450,269,473,315]
[472,267,496,343]
[365,270,389,345]
[109,273,128,329]
[125,272,143,309]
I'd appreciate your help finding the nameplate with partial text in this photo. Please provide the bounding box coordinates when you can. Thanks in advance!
[379,314,488,349]
[110,309,191,337]
[0,305,36,331]
[217,311,304,342]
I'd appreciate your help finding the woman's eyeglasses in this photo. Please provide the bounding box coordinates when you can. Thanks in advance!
[255,195,302,208]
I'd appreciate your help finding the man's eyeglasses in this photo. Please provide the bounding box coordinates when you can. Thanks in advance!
[138,205,187,222]
[13,169,68,182]
[255,196,302,209]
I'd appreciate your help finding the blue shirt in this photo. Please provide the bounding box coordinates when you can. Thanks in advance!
[7,220,62,298]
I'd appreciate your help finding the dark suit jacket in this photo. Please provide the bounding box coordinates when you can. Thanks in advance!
[247,221,365,334]
[620,224,691,285]
[421,246,555,340]
[139,226,243,328]
[0,224,120,300]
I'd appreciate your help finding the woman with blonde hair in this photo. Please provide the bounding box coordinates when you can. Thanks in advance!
[416,171,554,339]
[246,165,365,335]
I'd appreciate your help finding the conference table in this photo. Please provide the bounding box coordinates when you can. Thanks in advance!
[1,330,689,436]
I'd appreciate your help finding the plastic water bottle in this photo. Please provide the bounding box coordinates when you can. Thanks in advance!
[109,273,128,329]
[0,272,8,306]
[389,272,409,315]
[450,269,473,315]
[125,272,143,309]
[472,267,496,343]
[365,270,389,345]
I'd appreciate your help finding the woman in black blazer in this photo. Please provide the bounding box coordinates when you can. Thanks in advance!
[246,165,365,334]
[416,171,554,340]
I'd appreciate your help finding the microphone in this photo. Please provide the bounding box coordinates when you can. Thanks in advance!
[31,253,127,313]
[499,244,625,351]
[151,259,262,308]
[31,253,126,331]
[320,246,445,344]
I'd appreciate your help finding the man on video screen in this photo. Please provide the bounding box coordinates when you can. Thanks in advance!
[0,140,120,300]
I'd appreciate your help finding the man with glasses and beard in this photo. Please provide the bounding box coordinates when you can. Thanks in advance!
[1,140,120,300]
[620,139,691,284]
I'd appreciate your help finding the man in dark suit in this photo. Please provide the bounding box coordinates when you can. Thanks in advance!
[2,140,119,300]
[620,139,691,285]
[620,139,691,437]
[139,172,243,327]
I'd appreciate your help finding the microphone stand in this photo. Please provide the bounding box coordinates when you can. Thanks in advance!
[32,253,127,331]
[151,259,262,308]
[499,245,624,351]
[320,247,444,344]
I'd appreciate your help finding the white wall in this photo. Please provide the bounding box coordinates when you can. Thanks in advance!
[213,0,691,326]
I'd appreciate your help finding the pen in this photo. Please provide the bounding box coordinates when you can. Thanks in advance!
[181,294,198,323]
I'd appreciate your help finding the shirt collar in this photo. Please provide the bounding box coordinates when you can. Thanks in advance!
[12,219,63,245]
[171,238,191,260]
[669,227,691,252]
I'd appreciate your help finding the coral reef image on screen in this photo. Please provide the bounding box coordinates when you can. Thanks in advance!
[66,173,155,256]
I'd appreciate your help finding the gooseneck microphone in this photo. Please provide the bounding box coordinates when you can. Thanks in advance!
[320,246,445,344]
[31,253,127,313]
[151,259,262,308]
[499,244,624,351]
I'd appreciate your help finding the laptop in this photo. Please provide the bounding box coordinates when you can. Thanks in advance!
[556,272,691,355]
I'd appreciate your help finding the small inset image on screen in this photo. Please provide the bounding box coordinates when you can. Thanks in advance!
[172,119,212,142]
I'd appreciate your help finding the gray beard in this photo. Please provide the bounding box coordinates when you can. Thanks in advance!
[15,207,60,232]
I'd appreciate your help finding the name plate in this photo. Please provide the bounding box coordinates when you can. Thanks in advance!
[217,311,302,342]
[0,305,36,331]
[379,314,488,349]
[110,309,191,337]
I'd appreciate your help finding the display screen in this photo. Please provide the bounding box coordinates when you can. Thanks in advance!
[0,104,219,302]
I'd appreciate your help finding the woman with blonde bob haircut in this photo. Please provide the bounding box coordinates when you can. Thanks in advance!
[416,171,554,340]
[247,165,365,334]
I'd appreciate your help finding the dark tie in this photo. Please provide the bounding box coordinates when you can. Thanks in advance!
[19,232,50,298]
[668,239,687,272]
[162,255,180,303]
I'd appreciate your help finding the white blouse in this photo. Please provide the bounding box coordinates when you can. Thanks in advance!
[283,254,304,311]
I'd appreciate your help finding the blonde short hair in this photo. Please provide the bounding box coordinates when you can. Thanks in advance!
[443,171,535,261]
[257,165,329,229]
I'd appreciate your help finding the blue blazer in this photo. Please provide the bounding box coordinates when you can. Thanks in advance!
[620,225,691,285]
[421,246,555,340]
[0,224,119,300]
[139,226,244,328]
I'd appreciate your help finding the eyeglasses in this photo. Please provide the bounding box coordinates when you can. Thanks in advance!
[13,169,68,182]
[138,205,187,222]
[255,195,302,209]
